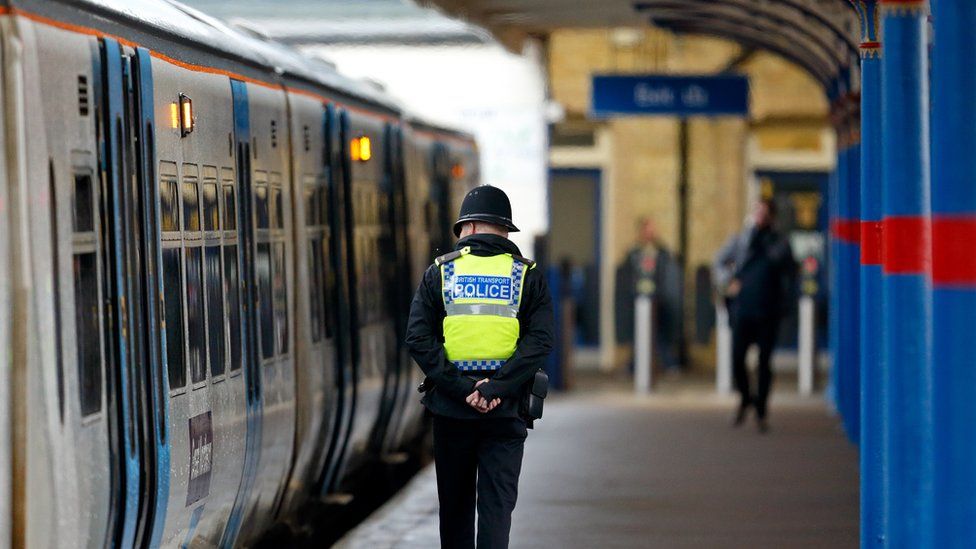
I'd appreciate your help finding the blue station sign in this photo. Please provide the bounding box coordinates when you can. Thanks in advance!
[591,74,750,117]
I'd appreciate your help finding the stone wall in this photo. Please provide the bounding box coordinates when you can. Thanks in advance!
[547,27,830,370]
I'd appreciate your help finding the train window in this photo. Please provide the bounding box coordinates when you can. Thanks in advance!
[271,172,284,228]
[304,187,318,227]
[205,246,225,376]
[224,245,242,371]
[271,187,283,229]
[203,182,219,231]
[185,246,206,384]
[273,243,288,354]
[160,178,179,232]
[322,236,335,339]
[319,181,330,223]
[163,248,186,389]
[257,243,274,359]
[255,242,275,358]
[308,239,324,343]
[223,184,236,231]
[255,184,269,229]
[74,252,103,416]
[182,180,200,232]
[72,173,94,233]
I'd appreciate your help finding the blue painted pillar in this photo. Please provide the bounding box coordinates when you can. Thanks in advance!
[930,0,976,545]
[827,92,843,416]
[880,0,933,545]
[845,119,862,444]
[831,86,861,443]
[854,1,887,545]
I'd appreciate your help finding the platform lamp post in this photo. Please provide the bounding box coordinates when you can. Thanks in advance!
[930,0,976,545]
[879,0,933,545]
[849,0,887,545]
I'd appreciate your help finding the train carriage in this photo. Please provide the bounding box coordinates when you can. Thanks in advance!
[1,0,480,546]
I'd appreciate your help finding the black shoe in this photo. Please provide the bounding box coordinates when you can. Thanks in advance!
[757,417,769,434]
[733,401,750,427]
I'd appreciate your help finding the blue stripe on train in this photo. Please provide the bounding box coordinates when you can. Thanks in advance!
[134,45,171,548]
[101,36,141,549]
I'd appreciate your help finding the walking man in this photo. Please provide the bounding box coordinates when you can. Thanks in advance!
[714,199,795,432]
[405,185,554,548]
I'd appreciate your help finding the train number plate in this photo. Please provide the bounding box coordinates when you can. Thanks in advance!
[186,411,213,506]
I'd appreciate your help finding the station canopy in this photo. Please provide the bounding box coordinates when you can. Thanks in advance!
[422,0,862,91]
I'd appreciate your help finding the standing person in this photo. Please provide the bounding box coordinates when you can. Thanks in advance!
[405,185,554,549]
[615,218,683,374]
[713,199,795,433]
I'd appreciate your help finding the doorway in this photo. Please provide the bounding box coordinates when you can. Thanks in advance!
[547,168,602,347]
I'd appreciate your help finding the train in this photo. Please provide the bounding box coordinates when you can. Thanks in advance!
[0,0,479,547]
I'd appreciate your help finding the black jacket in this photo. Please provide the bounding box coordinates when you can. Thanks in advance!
[405,233,554,419]
[614,244,683,345]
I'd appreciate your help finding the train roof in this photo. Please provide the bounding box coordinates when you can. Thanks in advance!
[49,0,401,112]
[405,114,477,146]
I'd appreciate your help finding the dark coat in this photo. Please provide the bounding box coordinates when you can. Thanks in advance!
[614,244,683,345]
[405,233,554,419]
[713,225,796,321]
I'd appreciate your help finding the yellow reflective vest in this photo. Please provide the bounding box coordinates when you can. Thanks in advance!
[437,246,533,372]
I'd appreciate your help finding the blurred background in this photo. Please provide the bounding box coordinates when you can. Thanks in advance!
[185,0,831,380]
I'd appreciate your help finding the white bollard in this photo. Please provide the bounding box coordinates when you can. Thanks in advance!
[716,300,732,395]
[798,295,816,396]
[634,295,653,395]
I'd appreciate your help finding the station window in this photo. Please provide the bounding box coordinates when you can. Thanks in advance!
[162,247,186,389]
[224,245,242,371]
[185,246,206,384]
[205,246,225,376]
[73,252,103,416]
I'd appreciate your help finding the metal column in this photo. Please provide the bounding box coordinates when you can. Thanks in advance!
[880,1,933,545]
[930,0,976,544]
[854,1,887,544]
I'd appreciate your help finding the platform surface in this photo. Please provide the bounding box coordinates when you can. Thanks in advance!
[337,386,859,549]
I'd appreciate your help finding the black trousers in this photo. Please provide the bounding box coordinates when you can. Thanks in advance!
[731,315,779,419]
[432,415,528,549]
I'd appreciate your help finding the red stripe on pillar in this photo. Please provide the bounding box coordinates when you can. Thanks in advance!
[931,216,976,286]
[831,219,861,244]
[861,221,883,265]
[882,216,930,274]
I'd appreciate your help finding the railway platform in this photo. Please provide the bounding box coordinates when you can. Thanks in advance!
[335,377,858,548]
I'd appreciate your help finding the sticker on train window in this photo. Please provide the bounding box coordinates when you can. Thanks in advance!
[452,275,512,300]
[186,411,213,506]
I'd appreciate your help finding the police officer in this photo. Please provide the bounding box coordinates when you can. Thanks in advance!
[405,185,554,549]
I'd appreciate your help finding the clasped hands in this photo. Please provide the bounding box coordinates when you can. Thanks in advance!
[465,378,501,413]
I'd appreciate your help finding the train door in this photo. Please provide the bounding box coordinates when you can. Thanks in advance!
[376,123,413,455]
[127,46,171,548]
[277,94,342,517]
[26,23,128,547]
[430,143,454,256]
[320,108,359,493]
[221,78,263,547]
[97,37,146,548]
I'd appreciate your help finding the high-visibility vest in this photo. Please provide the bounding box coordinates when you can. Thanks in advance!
[437,246,534,372]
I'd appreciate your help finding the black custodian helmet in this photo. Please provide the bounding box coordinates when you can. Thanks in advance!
[453,185,520,237]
